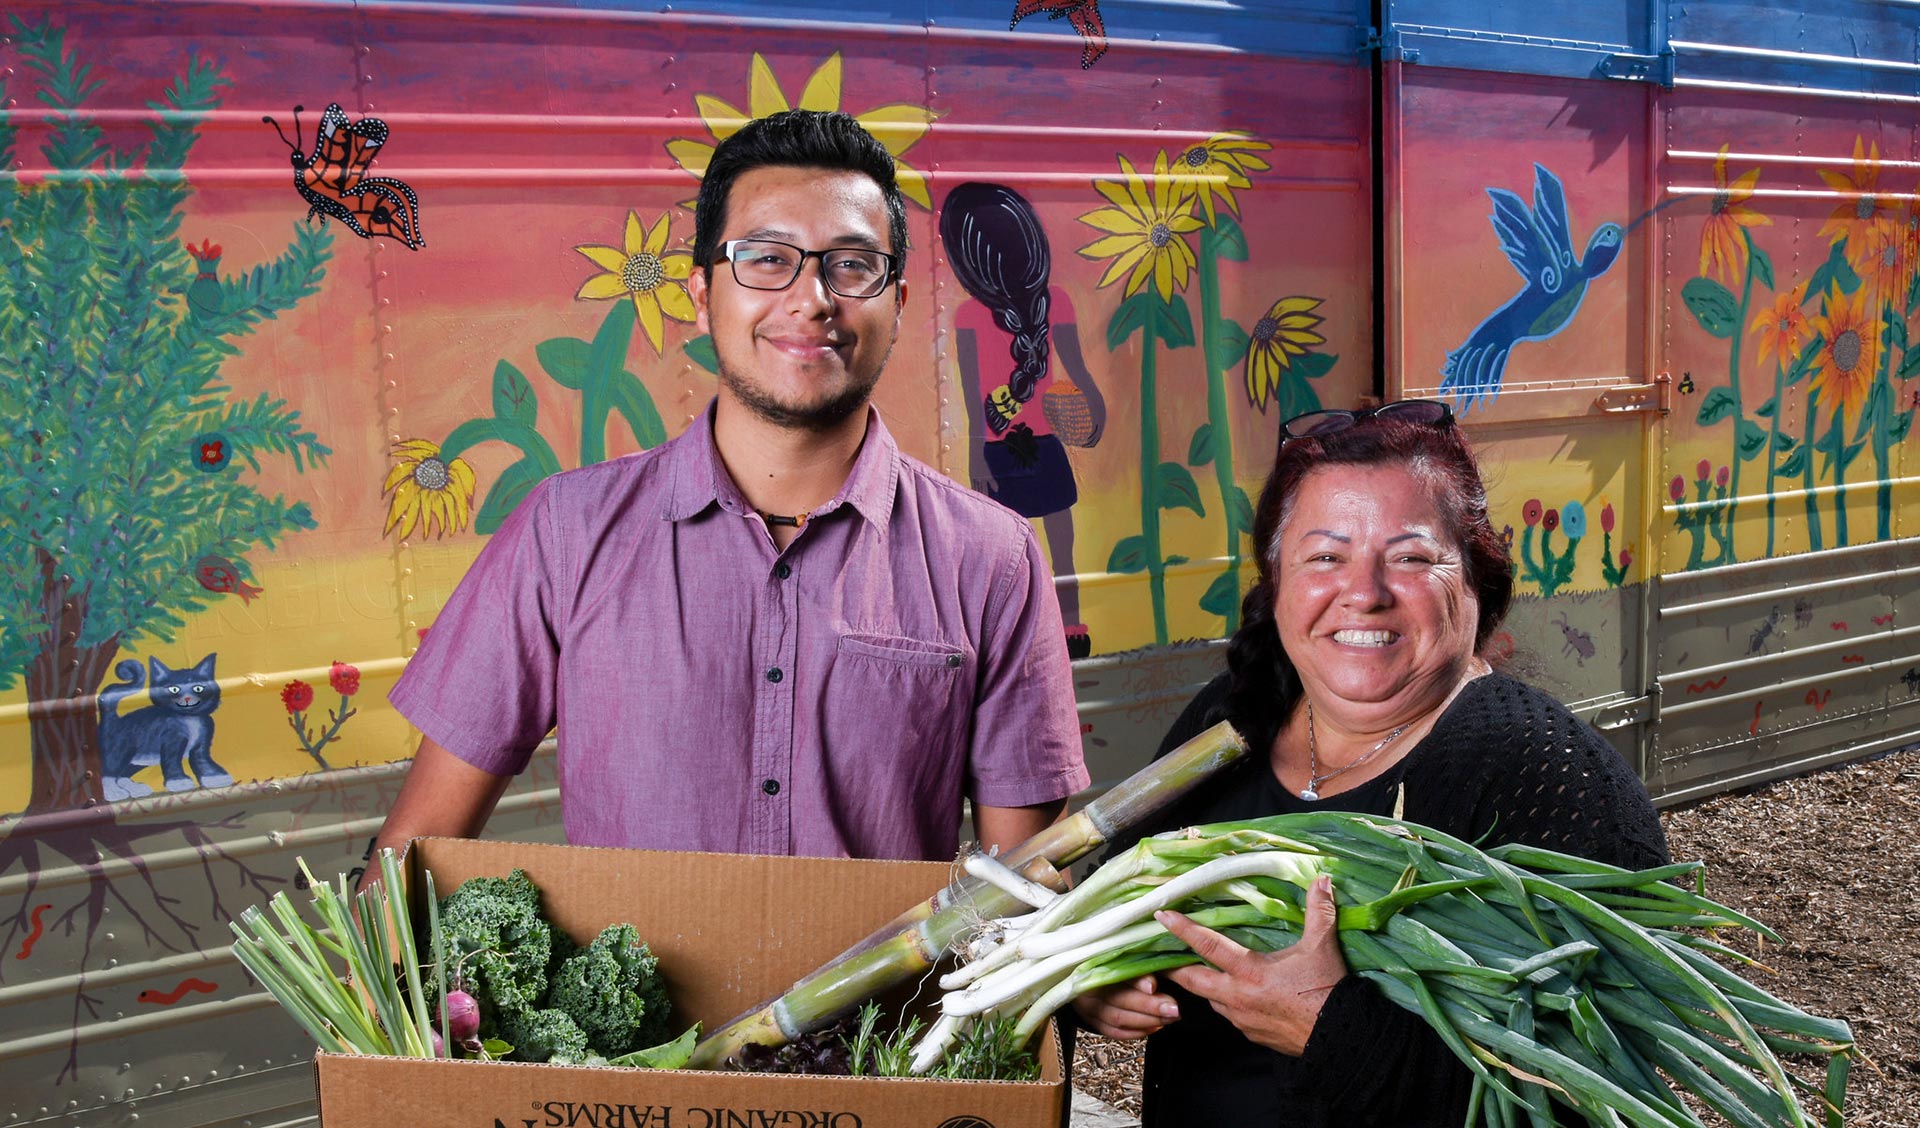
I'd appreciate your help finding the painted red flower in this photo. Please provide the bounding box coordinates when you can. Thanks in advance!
[329,661,361,697]
[281,680,314,714]
[1715,465,1730,488]
[1620,545,1634,568]
[1696,459,1711,482]
[1543,508,1560,533]
[1601,502,1616,534]
[200,441,224,465]
[1669,476,1685,502]
[1522,499,1543,527]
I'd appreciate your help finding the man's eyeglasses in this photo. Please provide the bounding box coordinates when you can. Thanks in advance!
[1281,399,1454,441]
[716,239,898,299]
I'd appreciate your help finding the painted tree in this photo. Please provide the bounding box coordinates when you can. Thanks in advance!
[0,17,332,813]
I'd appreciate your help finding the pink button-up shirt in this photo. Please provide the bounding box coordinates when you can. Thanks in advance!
[390,403,1087,860]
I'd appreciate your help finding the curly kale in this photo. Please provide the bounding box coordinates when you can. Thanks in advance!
[434,872,675,1065]
[497,1005,593,1065]
[436,870,555,1030]
[547,923,674,1057]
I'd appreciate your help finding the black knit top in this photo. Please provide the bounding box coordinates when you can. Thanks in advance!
[1122,671,1670,1128]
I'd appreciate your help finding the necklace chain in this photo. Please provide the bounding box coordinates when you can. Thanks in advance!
[1301,699,1410,801]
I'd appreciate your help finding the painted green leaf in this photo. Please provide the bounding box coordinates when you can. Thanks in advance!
[1889,410,1914,443]
[1696,385,1738,426]
[1108,535,1150,575]
[1165,555,1190,567]
[684,334,719,375]
[1107,292,1153,349]
[475,457,549,535]
[1292,352,1338,381]
[1784,336,1824,388]
[1888,313,1909,354]
[1771,429,1796,453]
[1156,461,1206,516]
[1749,242,1775,291]
[441,417,560,477]
[1158,295,1197,350]
[1806,240,1861,299]
[1735,419,1768,461]
[610,372,667,449]
[1215,319,1250,370]
[1853,379,1889,444]
[536,337,591,390]
[1199,570,1241,618]
[1227,485,1255,536]
[492,360,537,426]
[1909,270,1919,317]
[1681,277,1740,339]
[1188,423,1215,467]
[1754,395,1776,419]
[1901,347,1920,382]
[1210,214,1250,262]
[588,298,637,378]
[1776,445,1807,478]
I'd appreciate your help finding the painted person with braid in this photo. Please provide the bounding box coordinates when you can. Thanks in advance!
[943,182,1108,659]
[1068,401,1669,1126]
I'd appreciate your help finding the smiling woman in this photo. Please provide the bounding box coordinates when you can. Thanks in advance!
[1066,404,1670,1128]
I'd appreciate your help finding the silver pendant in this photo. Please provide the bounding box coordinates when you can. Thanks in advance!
[1300,787,1318,801]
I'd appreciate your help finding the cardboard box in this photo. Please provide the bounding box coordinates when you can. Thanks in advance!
[314,837,1067,1128]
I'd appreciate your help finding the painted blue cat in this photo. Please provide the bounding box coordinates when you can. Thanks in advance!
[97,654,233,802]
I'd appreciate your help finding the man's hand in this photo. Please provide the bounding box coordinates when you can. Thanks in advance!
[1160,874,1346,1056]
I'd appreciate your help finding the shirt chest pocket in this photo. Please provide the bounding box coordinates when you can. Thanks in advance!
[821,633,975,767]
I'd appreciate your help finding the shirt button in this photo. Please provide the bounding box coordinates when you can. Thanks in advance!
[947,654,962,668]
[774,562,791,579]
[761,778,781,796]
[766,667,783,683]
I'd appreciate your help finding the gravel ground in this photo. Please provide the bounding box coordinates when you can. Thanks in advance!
[1071,745,1920,1125]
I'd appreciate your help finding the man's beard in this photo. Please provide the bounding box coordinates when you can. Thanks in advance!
[715,345,890,433]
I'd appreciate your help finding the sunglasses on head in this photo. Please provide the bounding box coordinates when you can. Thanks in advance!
[1280,398,1454,442]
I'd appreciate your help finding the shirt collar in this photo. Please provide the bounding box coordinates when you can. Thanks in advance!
[661,399,897,531]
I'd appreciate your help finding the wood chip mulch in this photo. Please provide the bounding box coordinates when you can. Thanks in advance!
[1071,745,1920,1125]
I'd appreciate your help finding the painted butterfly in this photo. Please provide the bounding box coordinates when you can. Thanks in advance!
[1010,0,1108,69]
[264,103,424,249]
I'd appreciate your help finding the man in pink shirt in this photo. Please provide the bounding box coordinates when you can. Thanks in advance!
[371,110,1087,862]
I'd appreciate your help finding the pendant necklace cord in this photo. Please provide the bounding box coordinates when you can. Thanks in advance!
[1301,699,1409,801]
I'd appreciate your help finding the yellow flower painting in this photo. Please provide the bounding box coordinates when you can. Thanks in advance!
[575,210,696,353]
[383,439,477,541]
[665,53,938,209]
[1076,151,1204,300]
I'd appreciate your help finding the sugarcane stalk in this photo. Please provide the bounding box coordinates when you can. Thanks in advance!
[686,719,1247,1069]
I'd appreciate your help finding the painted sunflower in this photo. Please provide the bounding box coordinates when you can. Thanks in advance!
[1172,131,1272,225]
[1854,212,1916,313]
[383,439,476,541]
[1076,151,1204,300]
[1816,136,1896,256]
[575,210,696,353]
[1748,284,1810,368]
[1243,296,1326,411]
[665,53,938,209]
[1805,285,1879,431]
[1698,145,1770,286]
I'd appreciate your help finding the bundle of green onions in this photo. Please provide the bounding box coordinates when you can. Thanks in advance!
[920,812,1854,1128]
[229,848,453,1058]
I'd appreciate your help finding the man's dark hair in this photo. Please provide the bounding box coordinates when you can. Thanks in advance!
[693,109,909,279]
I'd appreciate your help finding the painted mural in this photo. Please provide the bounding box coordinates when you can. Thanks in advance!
[0,0,1913,1118]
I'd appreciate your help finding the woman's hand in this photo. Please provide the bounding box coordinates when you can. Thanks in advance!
[1069,975,1180,1040]
[1160,875,1347,1056]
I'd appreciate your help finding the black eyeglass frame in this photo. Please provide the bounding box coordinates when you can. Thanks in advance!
[1279,398,1455,442]
[714,238,900,299]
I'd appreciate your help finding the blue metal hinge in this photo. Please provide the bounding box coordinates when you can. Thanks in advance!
[1600,51,1675,86]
